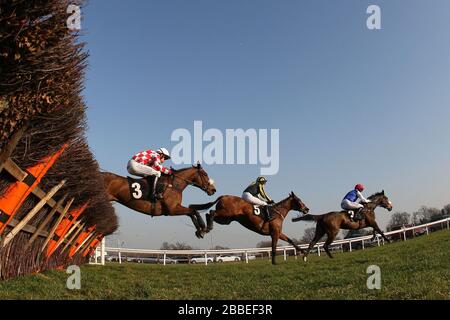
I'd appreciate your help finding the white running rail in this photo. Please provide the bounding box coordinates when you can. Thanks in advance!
[90,217,450,266]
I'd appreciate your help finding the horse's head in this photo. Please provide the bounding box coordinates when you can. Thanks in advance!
[368,190,393,212]
[288,191,309,214]
[190,162,217,196]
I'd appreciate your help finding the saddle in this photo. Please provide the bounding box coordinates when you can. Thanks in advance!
[343,209,365,221]
[253,205,276,222]
[127,176,167,202]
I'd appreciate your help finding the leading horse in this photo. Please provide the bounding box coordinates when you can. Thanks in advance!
[101,163,216,238]
[190,192,310,264]
[293,190,393,261]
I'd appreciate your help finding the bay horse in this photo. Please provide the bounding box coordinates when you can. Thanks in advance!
[293,190,393,261]
[101,163,216,238]
[190,192,310,265]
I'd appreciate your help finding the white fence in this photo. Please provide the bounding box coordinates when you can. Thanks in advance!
[91,217,450,266]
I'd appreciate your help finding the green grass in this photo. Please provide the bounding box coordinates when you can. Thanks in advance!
[1,229,449,300]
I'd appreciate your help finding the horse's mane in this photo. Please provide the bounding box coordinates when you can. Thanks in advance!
[275,194,293,206]
[368,192,384,200]
[172,166,195,173]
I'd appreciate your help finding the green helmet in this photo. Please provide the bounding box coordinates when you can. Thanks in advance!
[257,176,267,183]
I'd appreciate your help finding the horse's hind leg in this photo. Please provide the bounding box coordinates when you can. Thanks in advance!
[303,223,326,262]
[323,230,339,259]
[206,210,215,233]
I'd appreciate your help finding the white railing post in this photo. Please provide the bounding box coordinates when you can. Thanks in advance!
[204,252,208,266]
[163,252,167,266]
[362,239,365,250]
[377,236,380,247]
[426,226,429,235]
[447,218,449,229]
[403,229,406,241]
[245,251,249,263]
[101,238,106,266]
[283,248,287,261]
[341,244,344,253]
[118,248,122,264]
[294,248,297,260]
[349,241,352,252]
[317,246,321,256]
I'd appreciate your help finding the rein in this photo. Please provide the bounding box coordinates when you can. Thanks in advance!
[171,169,209,192]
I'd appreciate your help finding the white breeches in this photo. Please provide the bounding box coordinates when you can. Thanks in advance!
[127,159,161,178]
[341,199,364,211]
[242,192,268,206]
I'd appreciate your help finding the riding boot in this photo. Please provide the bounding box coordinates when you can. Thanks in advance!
[354,208,364,221]
[152,176,163,200]
[264,205,273,221]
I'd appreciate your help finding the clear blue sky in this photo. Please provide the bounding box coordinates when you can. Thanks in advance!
[82,0,450,249]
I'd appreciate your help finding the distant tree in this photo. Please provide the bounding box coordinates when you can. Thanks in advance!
[301,227,324,243]
[256,240,273,248]
[160,242,171,250]
[442,204,450,215]
[160,241,192,250]
[387,212,411,231]
[412,206,441,224]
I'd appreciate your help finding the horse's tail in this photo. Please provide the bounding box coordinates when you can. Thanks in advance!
[189,196,224,211]
[292,214,323,223]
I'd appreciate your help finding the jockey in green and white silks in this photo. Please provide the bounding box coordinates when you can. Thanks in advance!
[242,176,275,206]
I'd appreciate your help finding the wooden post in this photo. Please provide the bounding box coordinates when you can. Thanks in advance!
[101,238,106,266]
[2,180,66,247]
[27,195,67,247]
[78,232,98,255]
[0,125,27,173]
[40,197,75,253]
[52,217,84,253]
[72,232,95,256]
[61,222,86,253]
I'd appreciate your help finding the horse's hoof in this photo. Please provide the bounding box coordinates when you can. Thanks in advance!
[195,231,205,239]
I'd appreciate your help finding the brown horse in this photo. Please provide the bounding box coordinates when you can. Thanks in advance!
[293,190,393,261]
[190,192,310,264]
[101,163,216,238]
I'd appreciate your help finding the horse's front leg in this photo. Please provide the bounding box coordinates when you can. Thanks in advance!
[171,205,206,239]
[371,222,391,243]
[279,233,304,255]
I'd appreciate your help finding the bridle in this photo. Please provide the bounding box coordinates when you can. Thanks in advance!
[171,167,213,193]
[270,196,305,222]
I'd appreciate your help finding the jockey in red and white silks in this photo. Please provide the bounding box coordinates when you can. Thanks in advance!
[127,148,172,199]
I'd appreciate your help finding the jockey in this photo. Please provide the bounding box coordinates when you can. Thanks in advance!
[341,184,371,221]
[242,176,274,206]
[242,177,275,219]
[127,148,173,199]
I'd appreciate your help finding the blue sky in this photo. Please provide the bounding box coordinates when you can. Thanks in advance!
[82,0,450,249]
